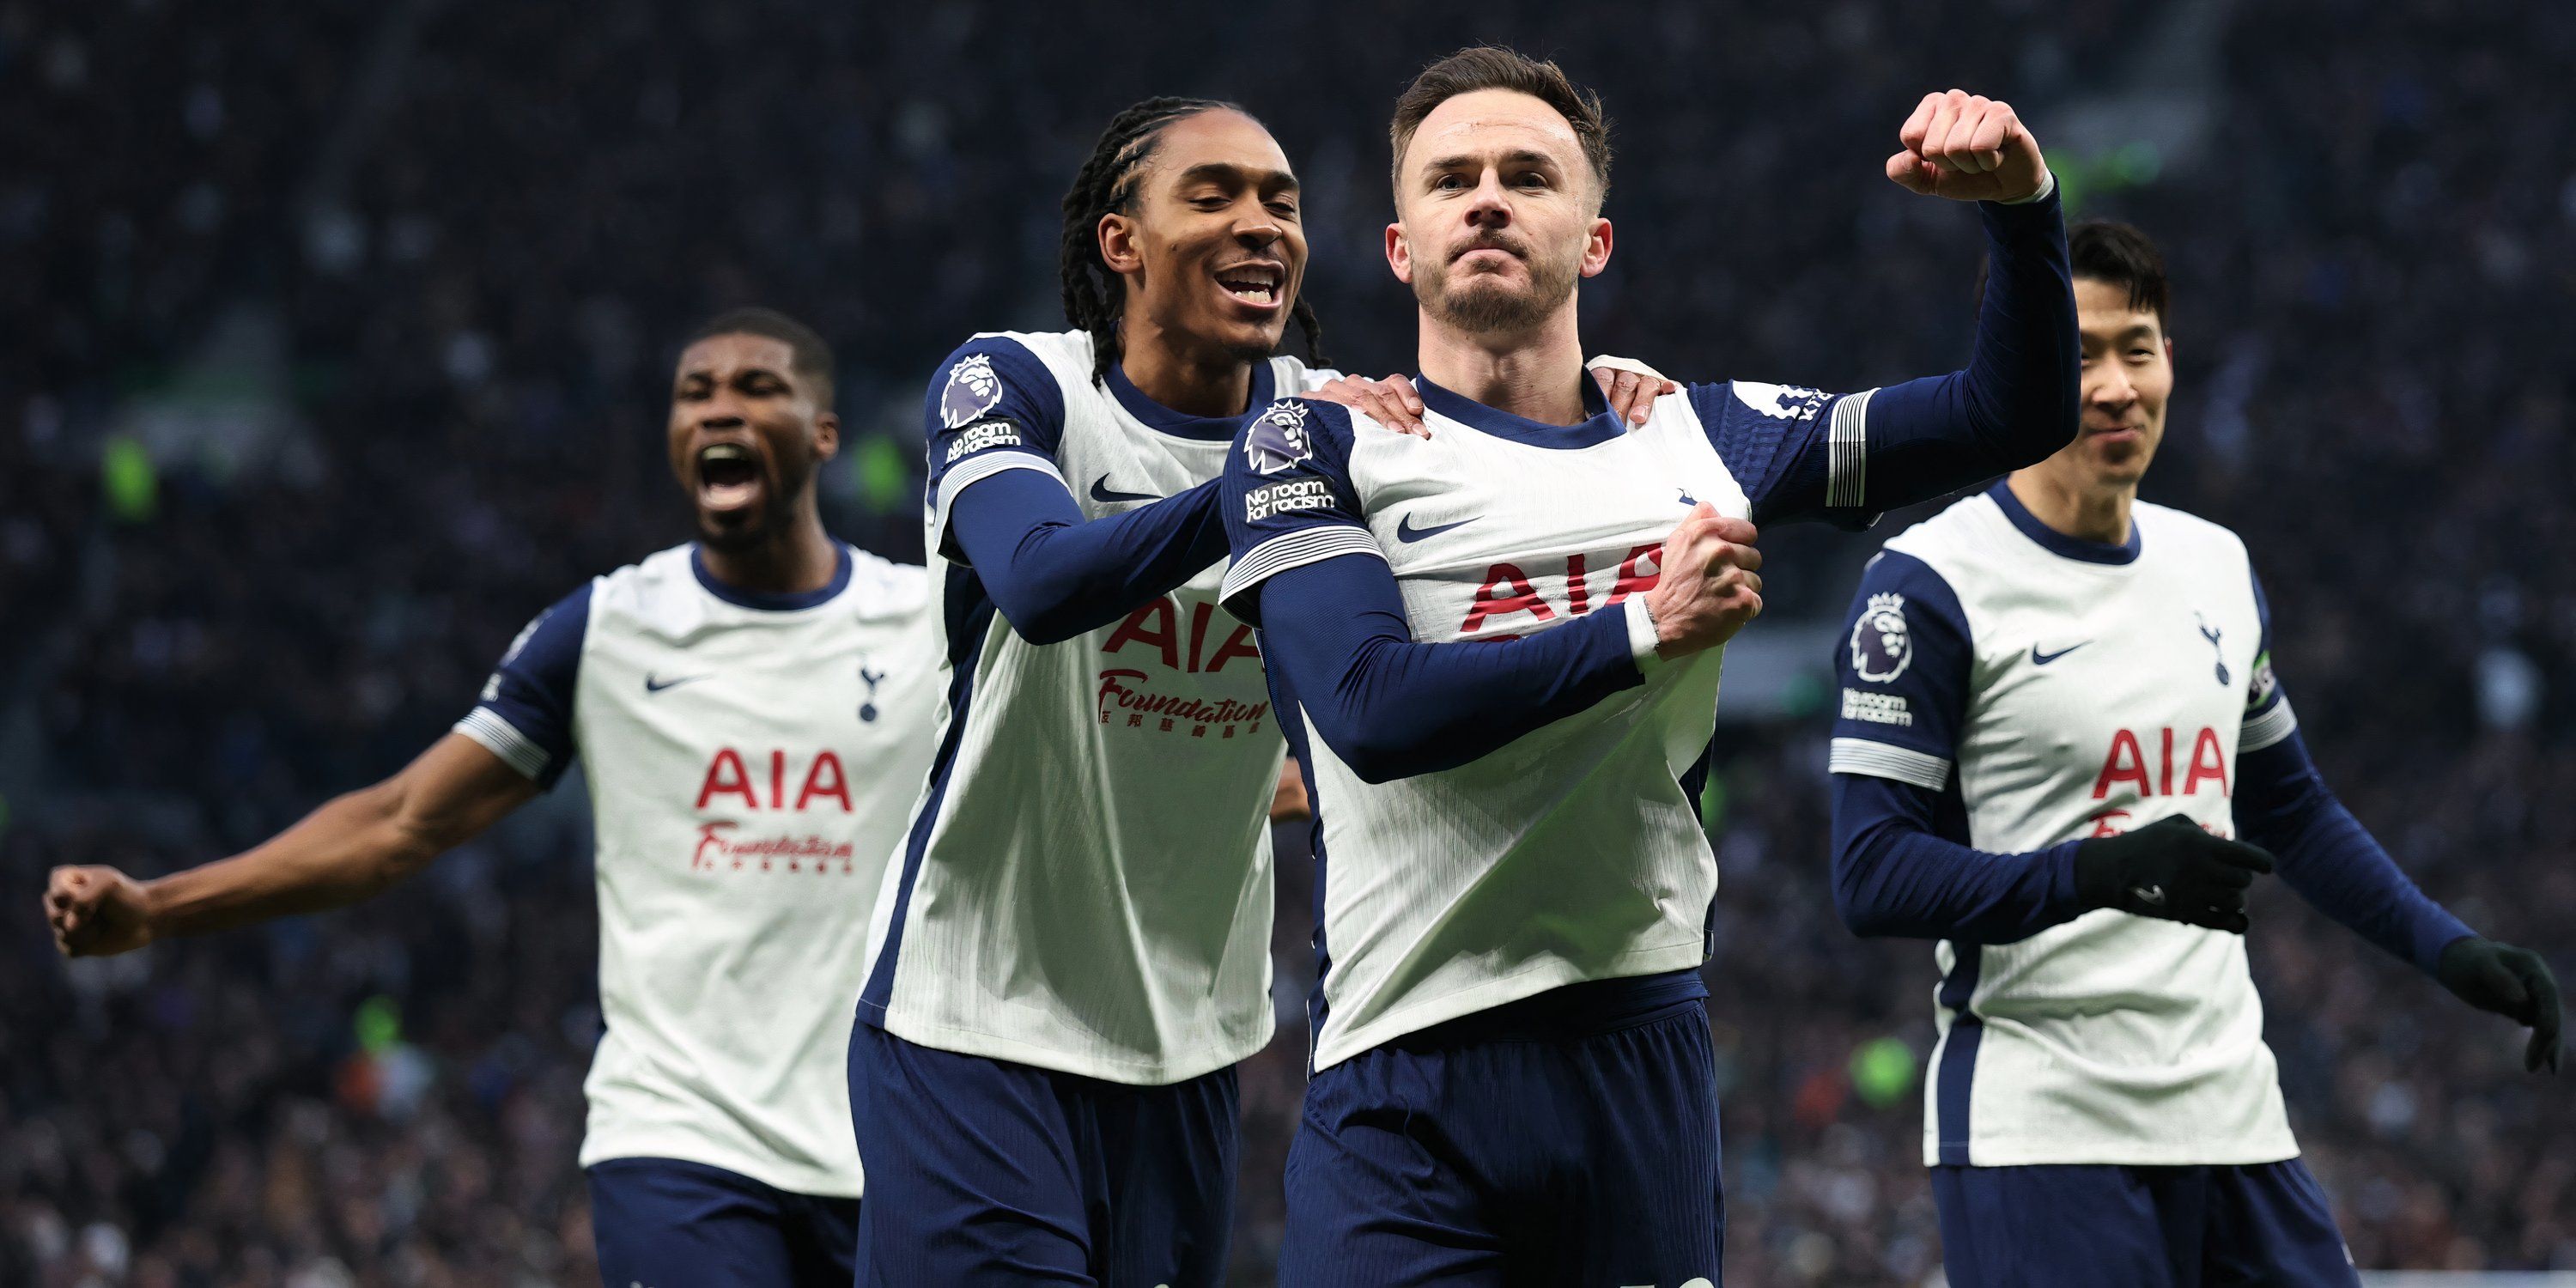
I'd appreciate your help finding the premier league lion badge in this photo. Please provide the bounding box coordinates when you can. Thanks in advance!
[1850,592,1912,683]
[939,354,1006,429]
[1243,402,1313,475]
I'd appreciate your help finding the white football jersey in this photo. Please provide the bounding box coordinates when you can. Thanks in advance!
[858,329,1340,1085]
[1829,484,2300,1167]
[454,542,939,1197]
[1219,376,1880,1071]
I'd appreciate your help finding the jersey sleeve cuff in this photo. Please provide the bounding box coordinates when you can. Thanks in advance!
[455,707,555,784]
[1826,387,1875,510]
[2239,697,2298,752]
[930,449,1066,558]
[1994,172,2057,206]
[1829,736,1953,792]
[1622,596,1665,676]
[1218,526,1386,619]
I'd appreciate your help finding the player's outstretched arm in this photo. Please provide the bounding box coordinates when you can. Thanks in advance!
[2239,729,2560,1071]
[949,472,1230,644]
[46,732,536,957]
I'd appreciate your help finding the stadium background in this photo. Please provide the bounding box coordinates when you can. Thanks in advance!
[5,0,2573,1282]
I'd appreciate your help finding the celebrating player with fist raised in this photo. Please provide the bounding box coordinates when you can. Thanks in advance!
[1213,51,2080,1285]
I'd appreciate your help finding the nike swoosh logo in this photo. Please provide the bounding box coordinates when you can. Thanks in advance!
[1090,475,1160,504]
[644,673,709,693]
[1395,514,1474,544]
[2031,642,2089,665]
[2131,884,2167,907]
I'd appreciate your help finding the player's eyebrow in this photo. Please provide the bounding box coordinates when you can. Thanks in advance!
[1171,161,1298,192]
[1423,148,1563,177]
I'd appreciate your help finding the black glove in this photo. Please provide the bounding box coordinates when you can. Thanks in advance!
[2071,815,2275,933]
[2436,937,2563,1074]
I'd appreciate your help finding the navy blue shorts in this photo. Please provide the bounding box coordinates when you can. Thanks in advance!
[1933,1158,2359,1287]
[847,1021,1240,1287]
[1279,972,1722,1288]
[586,1157,858,1287]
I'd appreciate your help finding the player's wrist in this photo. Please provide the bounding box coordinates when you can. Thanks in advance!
[1625,596,1667,673]
[131,876,173,942]
[1994,169,2057,206]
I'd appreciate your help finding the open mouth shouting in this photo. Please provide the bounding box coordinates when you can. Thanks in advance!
[696,440,766,514]
[1214,259,1285,312]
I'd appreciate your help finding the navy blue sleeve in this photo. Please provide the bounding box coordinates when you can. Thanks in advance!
[2239,732,2474,974]
[2239,569,2298,753]
[453,583,589,789]
[1217,398,1647,784]
[1825,549,2085,940]
[947,473,1230,645]
[925,335,1229,644]
[1692,188,2077,528]
[1248,555,1644,784]
[1831,774,2087,943]
[1216,398,1380,620]
[1825,550,1972,783]
[924,336,1068,555]
[2234,573,2473,973]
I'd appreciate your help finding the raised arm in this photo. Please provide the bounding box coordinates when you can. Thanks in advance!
[1702,91,2079,530]
[47,732,536,955]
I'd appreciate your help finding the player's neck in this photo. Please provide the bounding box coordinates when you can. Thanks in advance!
[1115,327,1256,420]
[2007,466,2136,546]
[697,513,841,597]
[1416,305,1589,425]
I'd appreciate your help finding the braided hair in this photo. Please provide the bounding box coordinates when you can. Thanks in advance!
[1059,97,1327,386]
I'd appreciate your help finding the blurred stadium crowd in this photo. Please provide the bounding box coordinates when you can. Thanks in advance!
[5,0,2572,1283]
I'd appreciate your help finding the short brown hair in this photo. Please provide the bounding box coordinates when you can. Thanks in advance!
[1388,46,1613,203]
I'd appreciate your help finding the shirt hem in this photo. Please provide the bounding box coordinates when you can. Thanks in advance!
[1924,1134,2300,1169]
[1311,940,1706,1072]
[580,1128,861,1200]
[873,1007,1273,1088]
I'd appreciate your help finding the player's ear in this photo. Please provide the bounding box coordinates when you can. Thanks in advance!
[2163,334,2177,367]
[811,411,841,463]
[1385,222,1413,285]
[1579,216,1613,279]
[1098,212,1143,276]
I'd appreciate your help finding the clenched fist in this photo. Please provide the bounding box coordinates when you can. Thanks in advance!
[1643,504,1764,660]
[1886,89,2051,204]
[46,865,155,957]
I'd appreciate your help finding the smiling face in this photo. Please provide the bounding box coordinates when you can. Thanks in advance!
[2063,276,2173,488]
[1099,108,1307,365]
[666,333,838,550]
[1388,88,1610,337]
